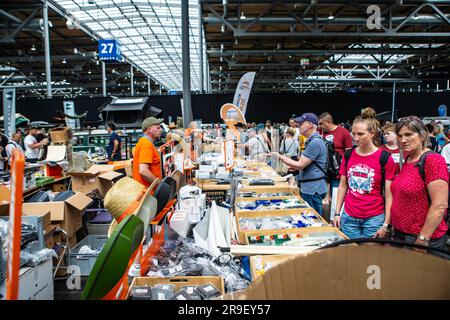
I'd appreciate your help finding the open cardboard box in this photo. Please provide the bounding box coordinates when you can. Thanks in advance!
[126,276,225,299]
[250,254,296,280]
[0,185,10,215]
[224,244,450,300]
[69,169,123,197]
[22,192,93,237]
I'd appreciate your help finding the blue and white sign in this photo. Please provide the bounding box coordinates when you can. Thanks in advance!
[2,88,16,139]
[98,39,121,61]
[438,104,447,117]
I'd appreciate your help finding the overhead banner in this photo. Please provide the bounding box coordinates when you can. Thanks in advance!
[63,101,78,129]
[232,72,255,115]
[2,88,16,138]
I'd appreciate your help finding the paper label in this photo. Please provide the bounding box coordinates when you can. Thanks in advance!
[204,285,214,293]
[177,295,187,300]
[187,287,194,294]
[135,289,148,294]
[157,293,165,300]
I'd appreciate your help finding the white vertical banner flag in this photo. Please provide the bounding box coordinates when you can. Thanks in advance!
[232,72,256,115]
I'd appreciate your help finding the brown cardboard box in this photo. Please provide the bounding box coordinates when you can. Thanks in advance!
[22,192,93,237]
[225,244,450,300]
[249,255,296,280]
[22,210,51,229]
[0,185,10,215]
[97,171,124,197]
[69,169,123,196]
[69,171,99,194]
[44,224,57,249]
[49,127,72,144]
[127,276,225,299]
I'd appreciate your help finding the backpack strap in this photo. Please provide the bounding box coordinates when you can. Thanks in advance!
[379,150,391,196]
[415,150,435,204]
[298,135,327,182]
[344,146,357,174]
[305,135,327,176]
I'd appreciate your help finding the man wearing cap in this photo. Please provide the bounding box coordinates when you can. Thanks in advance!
[132,117,163,187]
[272,113,328,215]
[24,125,48,163]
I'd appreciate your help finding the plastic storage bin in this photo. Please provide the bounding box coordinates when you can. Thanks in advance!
[68,235,108,275]
[86,210,113,235]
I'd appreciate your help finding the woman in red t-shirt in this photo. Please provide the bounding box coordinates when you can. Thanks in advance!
[379,122,402,174]
[391,116,448,250]
[334,108,396,239]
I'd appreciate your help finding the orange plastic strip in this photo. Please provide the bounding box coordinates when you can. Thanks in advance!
[150,199,177,225]
[6,149,25,300]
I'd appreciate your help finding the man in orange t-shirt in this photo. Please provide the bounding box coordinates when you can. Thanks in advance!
[132,117,163,187]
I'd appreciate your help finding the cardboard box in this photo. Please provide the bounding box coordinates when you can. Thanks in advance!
[22,192,93,237]
[22,210,51,229]
[250,254,296,280]
[69,169,123,197]
[0,185,10,216]
[44,224,57,249]
[49,127,72,143]
[127,276,225,299]
[97,171,124,198]
[110,160,133,177]
[226,244,450,300]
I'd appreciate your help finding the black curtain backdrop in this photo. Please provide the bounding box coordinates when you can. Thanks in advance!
[1,92,449,126]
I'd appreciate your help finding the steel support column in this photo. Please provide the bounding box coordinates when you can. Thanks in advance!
[130,66,134,96]
[43,0,52,98]
[198,1,204,93]
[102,61,106,97]
[182,0,193,127]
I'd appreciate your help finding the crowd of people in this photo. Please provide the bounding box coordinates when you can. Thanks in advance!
[0,125,50,169]
[229,108,449,252]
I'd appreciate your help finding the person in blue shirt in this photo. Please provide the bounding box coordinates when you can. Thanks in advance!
[434,124,449,152]
[106,123,122,161]
[272,113,328,216]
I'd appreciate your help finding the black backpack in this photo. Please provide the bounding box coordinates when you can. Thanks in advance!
[307,135,341,180]
[344,146,391,195]
[411,150,449,223]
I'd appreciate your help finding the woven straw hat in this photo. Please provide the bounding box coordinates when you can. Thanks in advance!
[104,177,158,236]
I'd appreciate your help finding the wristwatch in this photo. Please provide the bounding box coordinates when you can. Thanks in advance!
[418,235,429,242]
[382,223,392,229]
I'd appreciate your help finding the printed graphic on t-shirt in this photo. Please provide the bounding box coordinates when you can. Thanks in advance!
[325,135,334,144]
[391,153,400,163]
[348,164,375,194]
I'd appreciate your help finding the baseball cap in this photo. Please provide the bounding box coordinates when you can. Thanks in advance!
[294,113,319,126]
[142,117,163,131]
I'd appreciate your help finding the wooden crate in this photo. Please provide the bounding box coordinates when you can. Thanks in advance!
[235,208,329,244]
[244,226,348,245]
[235,196,307,212]
[126,276,225,299]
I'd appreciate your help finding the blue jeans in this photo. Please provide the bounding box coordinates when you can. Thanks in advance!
[301,192,327,216]
[340,210,385,239]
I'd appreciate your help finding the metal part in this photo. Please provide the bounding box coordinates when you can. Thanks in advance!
[182,0,193,127]
[43,0,52,98]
